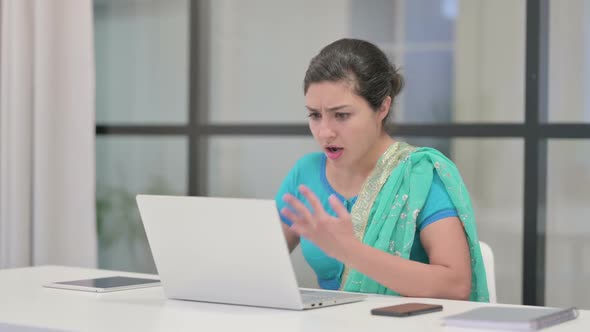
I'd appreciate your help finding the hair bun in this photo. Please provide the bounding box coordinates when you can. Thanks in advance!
[391,68,404,98]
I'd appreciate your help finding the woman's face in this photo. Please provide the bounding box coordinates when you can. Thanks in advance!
[305,81,388,169]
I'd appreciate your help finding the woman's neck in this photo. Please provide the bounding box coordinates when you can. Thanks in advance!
[326,134,395,198]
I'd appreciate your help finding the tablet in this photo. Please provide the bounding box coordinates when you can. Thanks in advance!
[43,276,161,293]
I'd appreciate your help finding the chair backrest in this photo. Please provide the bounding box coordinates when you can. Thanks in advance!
[479,241,497,303]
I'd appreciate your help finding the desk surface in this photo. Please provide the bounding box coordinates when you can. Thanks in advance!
[0,266,587,332]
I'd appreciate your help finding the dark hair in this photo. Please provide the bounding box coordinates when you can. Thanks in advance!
[303,38,403,131]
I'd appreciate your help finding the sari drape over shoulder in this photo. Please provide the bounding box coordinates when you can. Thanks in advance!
[340,142,490,302]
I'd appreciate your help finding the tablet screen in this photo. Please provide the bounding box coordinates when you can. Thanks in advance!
[54,276,160,289]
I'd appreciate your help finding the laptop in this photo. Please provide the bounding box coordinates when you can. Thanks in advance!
[136,195,367,310]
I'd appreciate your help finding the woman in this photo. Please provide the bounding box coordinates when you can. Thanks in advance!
[276,38,489,302]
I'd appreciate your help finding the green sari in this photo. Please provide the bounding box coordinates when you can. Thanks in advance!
[339,142,489,302]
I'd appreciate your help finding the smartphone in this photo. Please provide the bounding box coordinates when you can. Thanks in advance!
[371,303,443,317]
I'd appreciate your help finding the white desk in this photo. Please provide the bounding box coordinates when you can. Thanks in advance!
[0,266,587,332]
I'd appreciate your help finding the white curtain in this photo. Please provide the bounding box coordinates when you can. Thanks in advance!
[0,0,97,268]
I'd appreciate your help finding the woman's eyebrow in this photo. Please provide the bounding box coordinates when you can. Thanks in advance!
[305,105,352,112]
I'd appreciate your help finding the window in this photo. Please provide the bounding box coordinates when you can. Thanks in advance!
[95,0,590,308]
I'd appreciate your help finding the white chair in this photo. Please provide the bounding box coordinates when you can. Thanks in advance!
[479,241,497,303]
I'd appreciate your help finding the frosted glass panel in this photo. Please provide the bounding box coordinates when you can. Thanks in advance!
[207,136,318,199]
[208,0,349,124]
[96,136,188,273]
[404,0,455,43]
[206,0,525,124]
[548,0,590,123]
[452,0,525,123]
[94,0,189,124]
[452,138,524,305]
[546,140,590,309]
[402,51,453,123]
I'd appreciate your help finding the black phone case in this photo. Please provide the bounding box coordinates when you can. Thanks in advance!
[371,305,443,317]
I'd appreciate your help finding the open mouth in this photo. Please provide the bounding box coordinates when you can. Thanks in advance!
[325,146,344,160]
[326,147,343,153]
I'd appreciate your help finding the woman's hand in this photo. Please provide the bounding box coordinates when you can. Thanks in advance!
[280,185,359,261]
